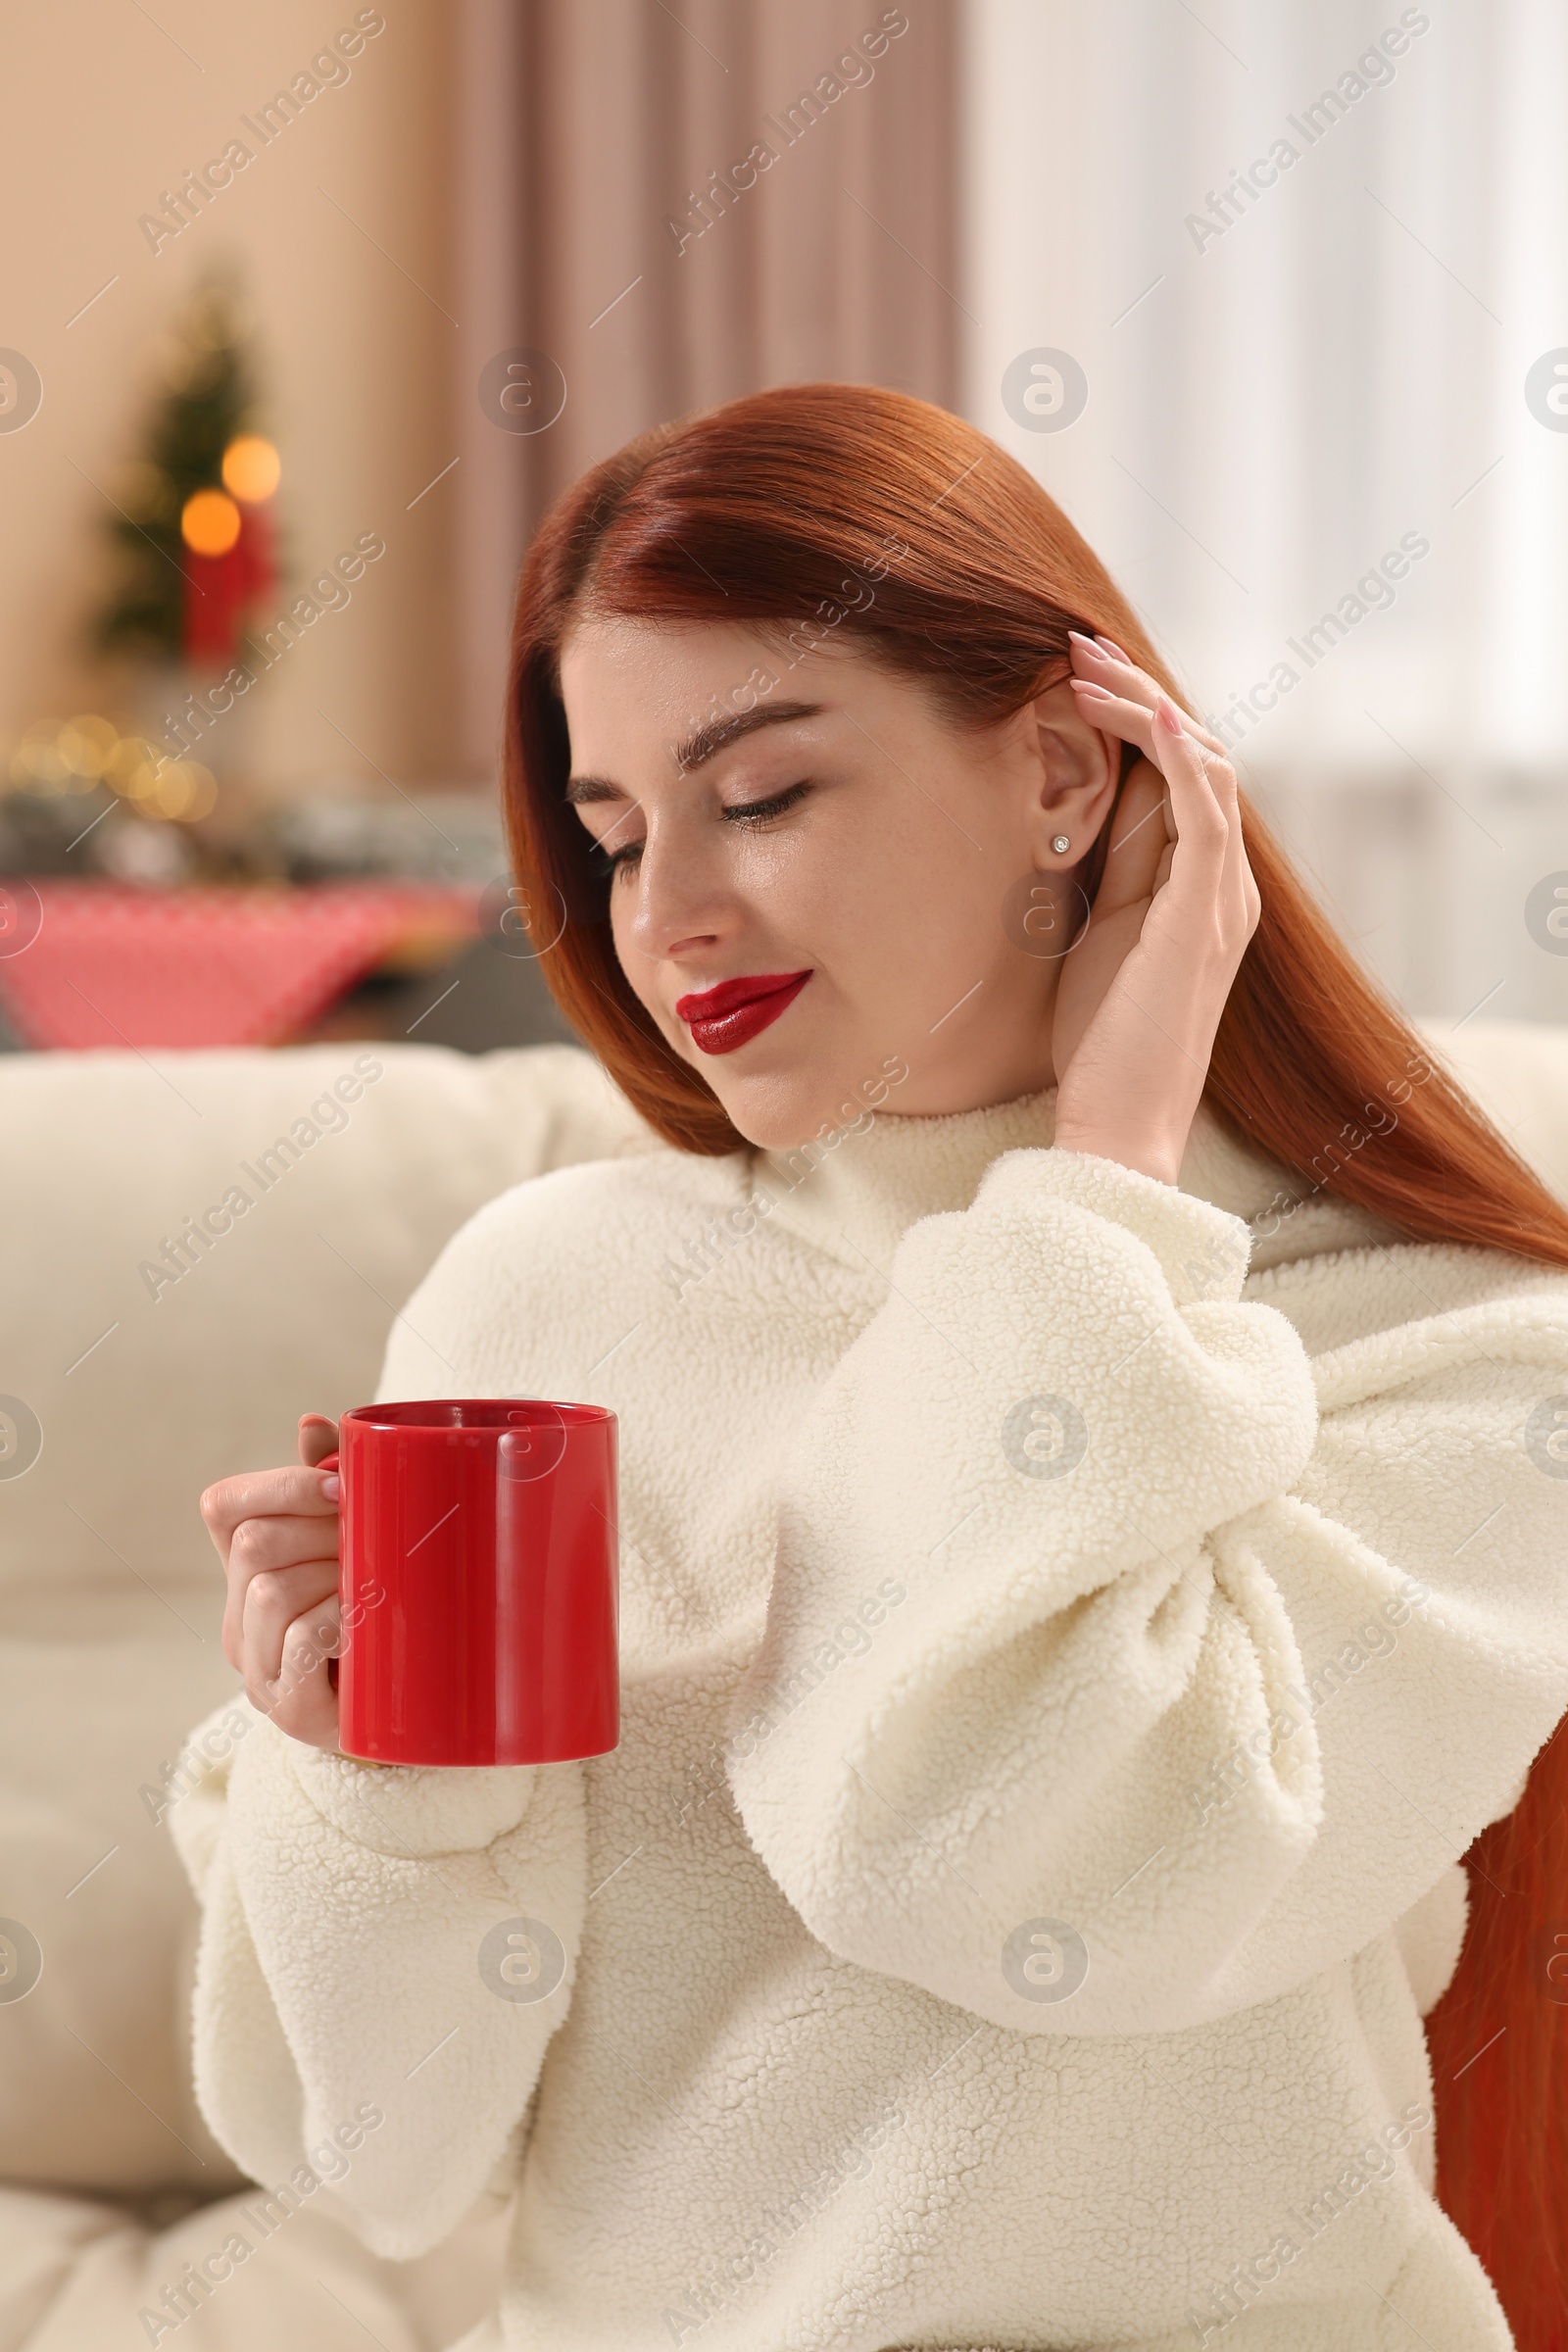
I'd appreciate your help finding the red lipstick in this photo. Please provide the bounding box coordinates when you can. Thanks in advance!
[674,969,812,1055]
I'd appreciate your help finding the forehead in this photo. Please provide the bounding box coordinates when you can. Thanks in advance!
[558,616,784,737]
[556,616,943,782]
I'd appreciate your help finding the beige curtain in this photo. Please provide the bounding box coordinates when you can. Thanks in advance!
[453,0,962,774]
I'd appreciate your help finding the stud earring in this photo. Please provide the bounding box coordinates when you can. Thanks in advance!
[1052,834,1071,855]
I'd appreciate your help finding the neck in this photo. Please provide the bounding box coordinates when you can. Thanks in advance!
[752,1086,1057,1271]
[748,1087,1355,1276]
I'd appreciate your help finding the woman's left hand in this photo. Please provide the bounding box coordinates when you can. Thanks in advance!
[1051,632,1260,1186]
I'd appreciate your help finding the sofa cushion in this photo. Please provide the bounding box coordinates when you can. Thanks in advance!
[1421,1015,1568,1204]
[0,2179,509,2350]
[0,1041,652,2196]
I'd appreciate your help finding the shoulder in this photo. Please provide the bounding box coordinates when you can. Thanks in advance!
[1247,1227,1568,1365]
[1247,1241,1568,1491]
[1176,1102,1568,1359]
[376,1145,756,1400]
[462,1143,743,1249]
[416,1144,762,1316]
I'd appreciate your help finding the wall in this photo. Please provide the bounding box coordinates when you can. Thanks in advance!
[0,0,460,795]
[960,0,1568,1025]
[448,0,961,781]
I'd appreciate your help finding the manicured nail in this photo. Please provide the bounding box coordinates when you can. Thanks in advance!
[1067,629,1103,654]
[1070,677,1115,699]
[320,1472,340,1501]
[1095,632,1132,662]
[1155,695,1184,733]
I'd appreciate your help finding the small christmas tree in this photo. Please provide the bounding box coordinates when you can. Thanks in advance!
[94,276,277,669]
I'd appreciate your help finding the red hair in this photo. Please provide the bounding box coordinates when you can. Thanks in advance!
[502,381,1568,2346]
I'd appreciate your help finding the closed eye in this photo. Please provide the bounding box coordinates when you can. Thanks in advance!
[594,781,811,877]
[722,780,811,829]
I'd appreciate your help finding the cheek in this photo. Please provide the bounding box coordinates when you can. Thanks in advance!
[817,824,997,995]
[787,795,1003,1006]
[606,880,654,991]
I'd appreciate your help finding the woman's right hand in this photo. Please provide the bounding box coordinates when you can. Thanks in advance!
[199,1411,343,1751]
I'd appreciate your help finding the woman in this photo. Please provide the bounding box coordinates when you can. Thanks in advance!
[179,384,1568,2352]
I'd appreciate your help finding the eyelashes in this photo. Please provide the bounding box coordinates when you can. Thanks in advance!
[593,780,811,878]
[721,779,811,833]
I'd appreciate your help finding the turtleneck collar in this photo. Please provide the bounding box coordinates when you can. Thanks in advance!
[751,1088,1058,1273]
[749,1087,1383,1276]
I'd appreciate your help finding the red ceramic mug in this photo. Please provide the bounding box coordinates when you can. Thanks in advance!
[321,1398,618,1768]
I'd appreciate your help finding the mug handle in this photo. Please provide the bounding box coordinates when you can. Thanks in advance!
[318,1450,341,1687]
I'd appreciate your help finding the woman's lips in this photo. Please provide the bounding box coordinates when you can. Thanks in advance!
[674,969,812,1055]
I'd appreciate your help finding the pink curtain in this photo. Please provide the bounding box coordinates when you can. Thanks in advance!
[452,0,962,773]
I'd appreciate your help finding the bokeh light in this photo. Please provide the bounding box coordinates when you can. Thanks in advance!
[150,760,218,821]
[220,435,280,504]
[58,714,120,779]
[180,488,241,556]
[104,736,161,798]
[11,722,70,793]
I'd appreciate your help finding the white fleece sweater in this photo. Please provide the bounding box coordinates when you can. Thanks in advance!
[171,1084,1568,2352]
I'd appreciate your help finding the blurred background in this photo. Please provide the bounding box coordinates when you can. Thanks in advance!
[1,0,1565,1054]
[5,11,1568,2334]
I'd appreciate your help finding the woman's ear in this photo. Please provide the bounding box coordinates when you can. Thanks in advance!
[1024,678,1120,866]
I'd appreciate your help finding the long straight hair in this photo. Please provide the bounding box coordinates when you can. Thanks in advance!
[501,381,1568,2348]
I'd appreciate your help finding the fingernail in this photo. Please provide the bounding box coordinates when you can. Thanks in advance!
[1095,632,1131,662]
[1156,695,1184,733]
[321,1473,340,1500]
[1070,678,1115,699]
[1067,629,1102,653]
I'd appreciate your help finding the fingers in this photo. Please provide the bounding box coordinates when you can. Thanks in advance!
[297,1412,339,1471]
[1149,695,1256,939]
[206,1472,340,1665]
[198,1414,345,1739]
[1149,696,1230,887]
[243,1582,342,1745]
[222,1509,341,1577]
[1064,632,1232,932]
[1067,631,1229,761]
[1068,669,1208,783]
[1053,638,1262,1183]
[1142,697,1261,966]
[201,1463,340,1565]
[242,1563,341,1683]
[1065,627,1258,946]
[1095,758,1171,915]
[220,1511,340,1673]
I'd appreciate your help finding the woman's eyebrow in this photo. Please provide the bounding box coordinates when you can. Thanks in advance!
[564,700,824,802]
[672,700,824,774]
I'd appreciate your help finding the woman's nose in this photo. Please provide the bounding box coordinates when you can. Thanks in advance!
[621,822,736,963]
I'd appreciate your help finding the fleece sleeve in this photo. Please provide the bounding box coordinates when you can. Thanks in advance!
[724,1145,1568,2036]
[169,1697,586,2259]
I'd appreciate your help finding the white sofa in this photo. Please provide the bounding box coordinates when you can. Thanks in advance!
[1,1021,1565,2351]
[0,1041,654,2352]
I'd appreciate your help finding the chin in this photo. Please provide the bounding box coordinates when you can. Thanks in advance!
[703,1073,843,1153]
[693,1044,913,1152]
